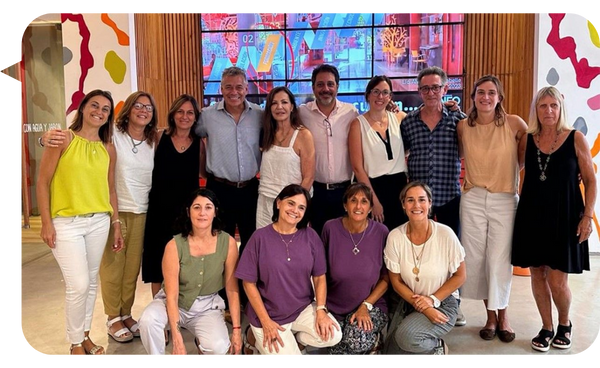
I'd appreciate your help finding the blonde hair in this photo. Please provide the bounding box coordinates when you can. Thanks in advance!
[527,86,571,134]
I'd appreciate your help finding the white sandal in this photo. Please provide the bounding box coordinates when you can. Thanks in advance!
[121,314,141,338]
[106,316,134,343]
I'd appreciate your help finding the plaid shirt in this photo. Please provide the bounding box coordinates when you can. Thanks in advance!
[401,106,466,207]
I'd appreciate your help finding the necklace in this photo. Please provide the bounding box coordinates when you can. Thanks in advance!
[345,218,367,255]
[127,132,145,154]
[407,221,429,282]
[367,111,386,128]
[535,131,559,181]
[276,128,292,146]
[274,224,297,262]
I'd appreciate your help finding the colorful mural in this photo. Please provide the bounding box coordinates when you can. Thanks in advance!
[61,13,134,124]
[537,13,600,251]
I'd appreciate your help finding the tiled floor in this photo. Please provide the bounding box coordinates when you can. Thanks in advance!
[20,216,600,363]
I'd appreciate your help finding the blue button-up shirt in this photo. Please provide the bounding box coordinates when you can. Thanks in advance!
[196,100,263,182]
[401,106,466,207]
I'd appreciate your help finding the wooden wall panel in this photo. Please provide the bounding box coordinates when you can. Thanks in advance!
[464,14,536,121]
[134,14,202,129]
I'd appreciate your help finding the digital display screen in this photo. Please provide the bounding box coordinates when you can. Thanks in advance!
[201,13,464,109]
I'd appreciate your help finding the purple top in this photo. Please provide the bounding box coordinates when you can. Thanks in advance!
[321,218,389,320]
[235,224,327,327]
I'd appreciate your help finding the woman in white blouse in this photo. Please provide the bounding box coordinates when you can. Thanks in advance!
[383,181,466,355]
[348,75,408,230]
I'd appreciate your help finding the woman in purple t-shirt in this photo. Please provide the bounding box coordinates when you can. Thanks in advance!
[322,183,390,354]
[235,184,342,354]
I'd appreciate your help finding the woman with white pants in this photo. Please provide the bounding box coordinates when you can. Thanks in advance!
[37,89,123,354]
[457,75,527,343]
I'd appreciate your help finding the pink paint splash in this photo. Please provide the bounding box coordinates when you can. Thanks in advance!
[62,14,95,116]
[588,94,600,111]
[547,14,600,89]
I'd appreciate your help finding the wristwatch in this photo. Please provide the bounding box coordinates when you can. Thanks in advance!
[429,295,441,308]
[316,305,328,313]
[362,301,373,311]
[38,136,45,147]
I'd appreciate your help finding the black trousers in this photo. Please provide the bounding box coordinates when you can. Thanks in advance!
[310,181,351,237]
[432,194,461,239]
[206,176,258,307]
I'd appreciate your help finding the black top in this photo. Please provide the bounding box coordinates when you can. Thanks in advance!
[142,133,201,283]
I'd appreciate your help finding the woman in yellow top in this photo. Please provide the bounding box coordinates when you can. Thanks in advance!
[37,89,124,355]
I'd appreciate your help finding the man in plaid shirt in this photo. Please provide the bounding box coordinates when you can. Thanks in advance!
[400,66,468,326]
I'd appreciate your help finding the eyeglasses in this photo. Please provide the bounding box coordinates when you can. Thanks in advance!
[418,85,443,94]
[133,102,154,112]
[371,89,391,97]
[324,118,332,137]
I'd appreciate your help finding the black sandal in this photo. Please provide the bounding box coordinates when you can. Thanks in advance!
[531,328,554,352]
[552,321,572,349]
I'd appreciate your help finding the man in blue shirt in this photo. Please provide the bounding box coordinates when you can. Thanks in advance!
[196,66,262,256]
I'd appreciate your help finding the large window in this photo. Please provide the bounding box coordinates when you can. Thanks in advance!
[201,13,464,112]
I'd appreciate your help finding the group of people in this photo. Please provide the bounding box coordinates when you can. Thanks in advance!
[37,63,596,355]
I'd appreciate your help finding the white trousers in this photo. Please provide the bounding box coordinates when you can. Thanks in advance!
[51,213,110,344]
[139,290,230,354]
[460,187,518,310]
[251,302,343,355]
[256,193,275,230]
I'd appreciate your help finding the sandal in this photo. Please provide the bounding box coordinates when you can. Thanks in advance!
[195,338,203,354]
[531,328,554,352]
[243,325,258,355]
[122,314,141,338]
[70,343,85,355]
[497,328,516,343]
[83,336,105,355]
[106,316,134,343]
[552,321,572,349]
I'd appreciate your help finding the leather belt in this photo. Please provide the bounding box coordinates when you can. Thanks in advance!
[313,180,351,190]
[210,174,254,189]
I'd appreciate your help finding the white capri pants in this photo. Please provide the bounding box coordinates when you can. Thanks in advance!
[460,187,518,310]
[256,193,276,230]
[51,213,110,344]
[250,302,342,355]
[139,289,230,354]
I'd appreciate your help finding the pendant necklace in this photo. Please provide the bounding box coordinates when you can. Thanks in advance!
[275,224,297,262]
[345,218,367,255]
[408,221,429,282]
[535,131,559,181]
[127,132,145,154]
[276,128,292,146]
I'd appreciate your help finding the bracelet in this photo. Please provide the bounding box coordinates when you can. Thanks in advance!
[38,136,45,147]
[232,326,242,330]
[111,219,123,226]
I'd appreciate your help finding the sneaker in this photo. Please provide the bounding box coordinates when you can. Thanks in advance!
[433,339,449,355]
[455,306,466,326]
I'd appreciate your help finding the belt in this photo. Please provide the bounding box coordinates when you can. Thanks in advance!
[210,174,254,189]
[313,180,351,190]
[77,212,108,218]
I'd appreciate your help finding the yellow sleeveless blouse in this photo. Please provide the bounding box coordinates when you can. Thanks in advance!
[50,131,113,218]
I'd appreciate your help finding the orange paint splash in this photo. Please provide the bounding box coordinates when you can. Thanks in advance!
[115,100,124,118]
[590,133,600,157]
[101,13,129,46]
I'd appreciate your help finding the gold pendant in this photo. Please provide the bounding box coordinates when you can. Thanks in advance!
[415,277,420,282]
[412,267,419,275]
